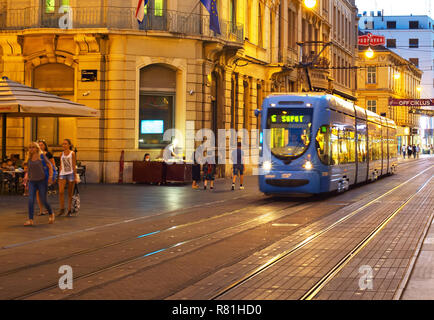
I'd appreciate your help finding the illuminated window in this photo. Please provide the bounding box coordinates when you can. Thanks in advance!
[230,0,236,25]
[367,66,376,84]
[367,100,377,113]
[45,0,55,13]
[154,0,163,17]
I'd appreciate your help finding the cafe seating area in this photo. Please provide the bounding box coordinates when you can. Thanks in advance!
[0,170,25,194]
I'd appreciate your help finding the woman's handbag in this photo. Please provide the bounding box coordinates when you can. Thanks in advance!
[71,184,80,215]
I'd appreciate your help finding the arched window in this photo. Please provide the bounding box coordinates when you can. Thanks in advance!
[139,64,176,148]
[32,63,74,146]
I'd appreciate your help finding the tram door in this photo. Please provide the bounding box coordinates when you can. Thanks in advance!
[381,122,388,175]
[356,118,368,183]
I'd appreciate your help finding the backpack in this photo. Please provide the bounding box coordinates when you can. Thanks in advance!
[71,184,80,215]
[40,154,58,181]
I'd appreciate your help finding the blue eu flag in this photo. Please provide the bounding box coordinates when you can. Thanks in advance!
[200,0,221,35]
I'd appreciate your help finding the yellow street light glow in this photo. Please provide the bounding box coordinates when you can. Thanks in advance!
[394,73,401,80]
[304,0,317,9]
[365,47,374,59]
[417,86,422,92]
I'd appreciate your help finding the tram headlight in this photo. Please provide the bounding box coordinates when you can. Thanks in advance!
[304,160,313,170]
[263,161,272,172]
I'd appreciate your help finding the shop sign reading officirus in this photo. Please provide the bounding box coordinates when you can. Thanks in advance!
[389,99,434,107]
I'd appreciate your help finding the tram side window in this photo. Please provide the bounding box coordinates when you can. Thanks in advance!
[382,126,388,159]
[373,125,382,160]
[357,123,368,162]
[330,126,356,165]
[389,127,398,158]
[330,127,339,165]
[347,130,356,163]
[316,126,331,165]
[338,129,348,164]
[368,122,380,161]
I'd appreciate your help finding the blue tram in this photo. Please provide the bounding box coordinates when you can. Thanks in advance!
[257,94,398,195]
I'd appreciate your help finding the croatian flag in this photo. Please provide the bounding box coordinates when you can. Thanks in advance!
[135,0,148,23]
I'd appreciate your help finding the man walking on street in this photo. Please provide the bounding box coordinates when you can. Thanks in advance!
[231,142,245,190]
[402,145,406,159]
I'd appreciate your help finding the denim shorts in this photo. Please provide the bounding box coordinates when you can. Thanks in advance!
[204,174,215,181]
[233,164,244,175]
[59,173,75,182]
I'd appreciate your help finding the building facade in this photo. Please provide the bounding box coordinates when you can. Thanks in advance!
[0,0,359,183]
[358,13,434,99]
[357,44,423,150]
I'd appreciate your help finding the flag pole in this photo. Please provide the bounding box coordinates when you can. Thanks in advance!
[180,1,201,31]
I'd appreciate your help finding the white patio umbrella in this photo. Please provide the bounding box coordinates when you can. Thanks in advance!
[0,77,100,159]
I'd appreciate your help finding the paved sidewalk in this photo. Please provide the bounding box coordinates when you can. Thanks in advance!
[0,176,260,248]
[401,206,434,299]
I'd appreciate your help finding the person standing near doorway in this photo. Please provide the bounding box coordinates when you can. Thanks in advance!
[231,142,245,190]
[23,142,54,226]
[57,139,78,217]
[401,145,406,159]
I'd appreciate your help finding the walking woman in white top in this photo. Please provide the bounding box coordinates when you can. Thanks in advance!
[57,139,78,216]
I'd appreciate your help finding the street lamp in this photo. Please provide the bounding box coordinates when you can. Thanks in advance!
[394,73,401,80]
[417,86,422,92]
[304,0,317,9]
[364,47,374,59]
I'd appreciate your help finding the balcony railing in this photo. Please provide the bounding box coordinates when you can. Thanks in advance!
[0,7,243,44]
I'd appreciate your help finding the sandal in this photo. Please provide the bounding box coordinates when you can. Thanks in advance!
[24,220,34,226]
[37,210,48,216]
[66,210,73,217]
[56,208,65,217]
[48,214,55,224]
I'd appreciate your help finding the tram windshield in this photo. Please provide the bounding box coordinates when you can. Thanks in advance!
[266,108,313,160]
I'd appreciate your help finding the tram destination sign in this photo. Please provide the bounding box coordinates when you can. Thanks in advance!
[388,99,434,107]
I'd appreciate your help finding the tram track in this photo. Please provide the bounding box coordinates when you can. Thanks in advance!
[3,159,432,300]
[209,165,433,300]
[0,197,279,278]
[8,198,318,300]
